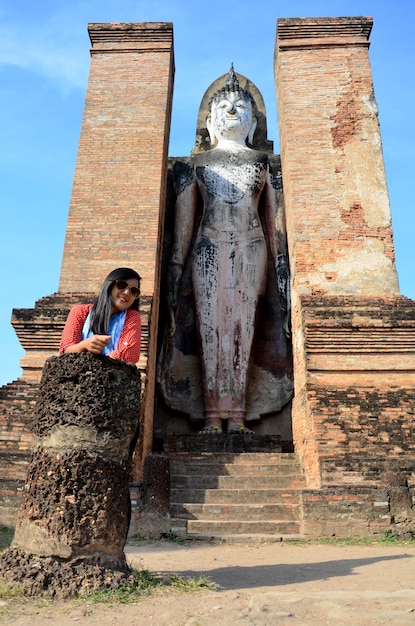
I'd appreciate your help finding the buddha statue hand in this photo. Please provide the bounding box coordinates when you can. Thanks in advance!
[276,254,291,336]
[166,261,183,336]
[276,254,290,310]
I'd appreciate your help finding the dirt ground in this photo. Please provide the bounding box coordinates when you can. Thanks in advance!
[3,538,415,625]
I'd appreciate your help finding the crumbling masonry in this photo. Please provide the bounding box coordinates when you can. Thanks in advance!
[1,17,415,540]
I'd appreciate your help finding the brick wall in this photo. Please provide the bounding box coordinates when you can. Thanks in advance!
[292,295,415,486]
[301,487,392,538]
[0,380,38,527]
[11,24,175,480]
[291,294,415,537]
[0,381,37,474]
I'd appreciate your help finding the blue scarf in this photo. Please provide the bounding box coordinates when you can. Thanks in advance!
[82,309,127,355]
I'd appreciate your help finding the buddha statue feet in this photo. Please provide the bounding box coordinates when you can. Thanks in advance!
[199,417,223,434]
[227,415,254,434]
[198,415,255,435]
[228,424,255,435]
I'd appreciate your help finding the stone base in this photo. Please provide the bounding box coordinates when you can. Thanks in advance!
[0,548,134,598]
[163,433,291,454]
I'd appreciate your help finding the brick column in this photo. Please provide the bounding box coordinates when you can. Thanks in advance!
[274,18,407,490]
[59,22,174,295]
[275,17,399,297]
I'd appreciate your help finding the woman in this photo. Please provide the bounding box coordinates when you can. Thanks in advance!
[59,267,142,364]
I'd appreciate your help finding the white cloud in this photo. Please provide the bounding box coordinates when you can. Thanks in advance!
[0,3,91,91]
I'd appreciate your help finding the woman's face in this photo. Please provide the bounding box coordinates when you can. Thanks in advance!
[111,278,139,313]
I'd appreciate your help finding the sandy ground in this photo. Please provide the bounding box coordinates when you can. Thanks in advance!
[2,539,415,625]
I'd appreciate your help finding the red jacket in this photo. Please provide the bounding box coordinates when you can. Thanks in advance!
[59,304,141,364]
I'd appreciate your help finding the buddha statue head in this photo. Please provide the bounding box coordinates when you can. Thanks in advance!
[206,64,258,147]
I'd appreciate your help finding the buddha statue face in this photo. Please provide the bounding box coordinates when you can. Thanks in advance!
[207,90,257,146]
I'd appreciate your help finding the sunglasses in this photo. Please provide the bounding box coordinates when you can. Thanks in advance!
[115,279,140,297]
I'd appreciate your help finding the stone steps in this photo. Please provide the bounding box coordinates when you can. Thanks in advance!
[171,474,304,490]
[187,520,300,538]
[0,379,39,402]
[170,450,305,539]
[170,452,297,465]
[171,487,301,504]
[171,459,300,474]
[172,502,301,520]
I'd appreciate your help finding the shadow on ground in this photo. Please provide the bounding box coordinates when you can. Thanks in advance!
[162,553,413,590]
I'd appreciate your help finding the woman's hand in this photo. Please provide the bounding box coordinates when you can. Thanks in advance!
[83,335,111,354]
[64,334,111,355]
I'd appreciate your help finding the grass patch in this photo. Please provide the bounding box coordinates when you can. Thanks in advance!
[82,569,161,604]
[289,532,415,547]
[0,578,25,621]
[169,574,217,592]
[378,529,409,544]
[0,528,14,551]
[315,536,373,546]
[83,569,216,605]
[0,567,216,610]
[159,531,190,545]
[0,579,24,601]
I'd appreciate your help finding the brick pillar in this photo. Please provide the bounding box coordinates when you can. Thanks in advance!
[275,17,399,297]
[274,18,407,490]
[59,22,174,296]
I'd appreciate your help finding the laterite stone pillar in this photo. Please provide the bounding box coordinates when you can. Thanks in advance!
[0,353,141,596]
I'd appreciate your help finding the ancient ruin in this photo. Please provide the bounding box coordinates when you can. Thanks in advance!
[0,353,140,596]
[0,16,414,560]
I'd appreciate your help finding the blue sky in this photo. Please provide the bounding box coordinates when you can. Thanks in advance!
[1,0,414,385]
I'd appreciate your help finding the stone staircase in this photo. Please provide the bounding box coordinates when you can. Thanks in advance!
[169,449,306,539]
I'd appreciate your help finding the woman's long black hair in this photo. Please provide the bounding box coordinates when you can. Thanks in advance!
[89,267,141,335]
